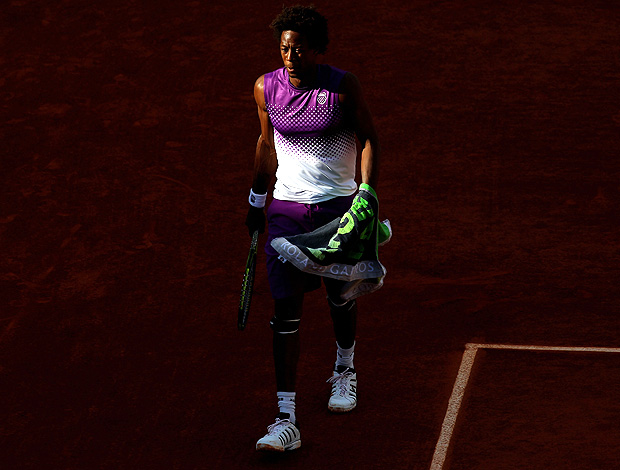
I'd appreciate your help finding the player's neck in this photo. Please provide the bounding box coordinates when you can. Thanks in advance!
[288,66,318,89]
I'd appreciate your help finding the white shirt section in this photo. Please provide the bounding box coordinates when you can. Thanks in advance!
[273,127,358,203]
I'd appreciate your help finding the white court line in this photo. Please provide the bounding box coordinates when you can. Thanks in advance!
[429,343,620,470]
[470,343,620,354]
[429,344,478,470]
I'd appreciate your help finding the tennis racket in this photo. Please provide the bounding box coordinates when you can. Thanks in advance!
[238,230,259,330]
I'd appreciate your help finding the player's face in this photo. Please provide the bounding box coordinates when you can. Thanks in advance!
[279,30,318,85]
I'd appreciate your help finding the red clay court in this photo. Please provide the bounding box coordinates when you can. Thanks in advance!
[1,1,620,469]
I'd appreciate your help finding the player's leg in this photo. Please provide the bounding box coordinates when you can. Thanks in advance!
[325,279,358,413]
[256,294,303,451]
[258,199,312,452]
[309,197,359,413]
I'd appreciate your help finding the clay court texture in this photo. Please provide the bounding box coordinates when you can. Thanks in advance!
[1,1,620,469]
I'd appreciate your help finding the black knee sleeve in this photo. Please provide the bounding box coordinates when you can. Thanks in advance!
[271,296,303,334]
[327,297,357,316]
[270,315,301,334]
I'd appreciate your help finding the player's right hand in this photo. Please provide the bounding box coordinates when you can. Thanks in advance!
[245,205,265,236]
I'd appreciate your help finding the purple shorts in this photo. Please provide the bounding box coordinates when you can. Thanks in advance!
[265,195,355,299]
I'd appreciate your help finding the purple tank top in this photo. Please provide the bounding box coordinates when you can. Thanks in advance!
[264,65,347,137]
[264,65,358,203]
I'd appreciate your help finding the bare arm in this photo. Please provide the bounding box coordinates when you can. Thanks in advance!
[245,76,277,236]
[252,75,277,194]
[341,72,380,190]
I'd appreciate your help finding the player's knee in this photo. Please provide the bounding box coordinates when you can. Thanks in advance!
[270,315,300,334]
[328,296,356,317]
[272,296,303,334]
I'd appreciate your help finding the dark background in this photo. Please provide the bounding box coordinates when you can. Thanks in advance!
[1,1,619,468]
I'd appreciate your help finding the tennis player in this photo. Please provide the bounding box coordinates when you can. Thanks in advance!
[245,5,381,452]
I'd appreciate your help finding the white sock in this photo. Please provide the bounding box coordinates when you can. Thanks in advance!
[336,341,355,369]
[277,391,296,424]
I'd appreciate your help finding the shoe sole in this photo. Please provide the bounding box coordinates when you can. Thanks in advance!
[256,440,301,452]
[328,403,357,413]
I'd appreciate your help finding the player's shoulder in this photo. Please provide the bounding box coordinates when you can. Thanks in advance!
[338,71,362,94]
[254,67,286,93]
[337,71,364,106]
[254,74,266,91]
[254,74,267,106]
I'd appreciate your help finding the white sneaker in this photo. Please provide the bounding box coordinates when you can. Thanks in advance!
[256,414,301,452]
[327,367,357,413]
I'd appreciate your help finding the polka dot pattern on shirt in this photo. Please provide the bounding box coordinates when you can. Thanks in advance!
[275,129,357,164]
[267,103,343,136]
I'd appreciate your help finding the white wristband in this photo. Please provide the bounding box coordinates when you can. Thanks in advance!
[249,189,267,208]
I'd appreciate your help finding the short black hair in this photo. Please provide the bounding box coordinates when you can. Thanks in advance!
[269,5,329,54]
